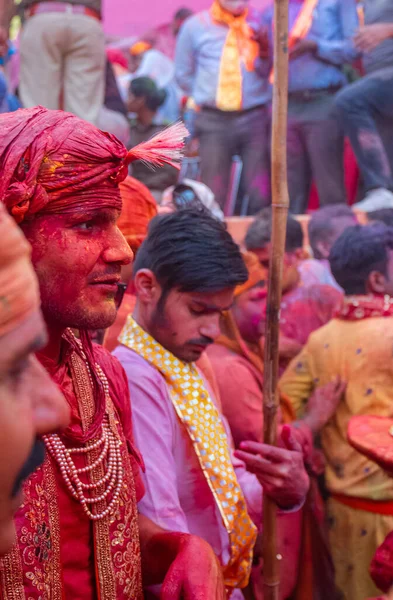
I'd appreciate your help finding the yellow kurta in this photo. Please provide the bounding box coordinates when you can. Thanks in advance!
[279,317,393,600]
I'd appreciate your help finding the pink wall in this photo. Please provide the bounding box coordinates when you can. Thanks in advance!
[103,0,270,38]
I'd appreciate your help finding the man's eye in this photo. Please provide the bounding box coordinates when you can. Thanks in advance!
[76,221,94,231]
[190,307,205,316]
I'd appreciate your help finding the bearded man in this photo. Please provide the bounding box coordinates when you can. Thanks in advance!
[0,202,69,557]
[114,209,310,598]
[0,107,225,600]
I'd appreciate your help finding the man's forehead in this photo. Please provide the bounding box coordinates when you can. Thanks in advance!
[186,290,234,311]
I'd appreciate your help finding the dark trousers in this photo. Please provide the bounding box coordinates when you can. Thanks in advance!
[335,66,393,193]
[195,106,270,214]
[286,92,346,214]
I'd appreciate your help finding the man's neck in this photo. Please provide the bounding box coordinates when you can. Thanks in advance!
[37,322,65,364]
[138,108,155,127]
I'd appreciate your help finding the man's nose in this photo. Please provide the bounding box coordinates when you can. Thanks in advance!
[31,357,70,435]
[200,316,221,342]
[102,227,133,266]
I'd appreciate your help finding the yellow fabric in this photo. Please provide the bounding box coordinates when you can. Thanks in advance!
[269,0,318,84]
[327,497,393,599]
[210,0,259,111]
[119,316,257,589]
[279,317,393,501]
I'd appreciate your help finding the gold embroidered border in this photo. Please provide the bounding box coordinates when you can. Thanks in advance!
[44,459,62,599]
[0,545,25,600]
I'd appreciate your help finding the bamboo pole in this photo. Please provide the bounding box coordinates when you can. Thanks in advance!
[262,0,289,599]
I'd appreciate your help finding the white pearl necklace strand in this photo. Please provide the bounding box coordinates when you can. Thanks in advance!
[43,355,124,521]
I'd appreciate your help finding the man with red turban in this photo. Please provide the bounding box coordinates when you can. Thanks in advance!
[0,106,224,599]
[0,202,69,557]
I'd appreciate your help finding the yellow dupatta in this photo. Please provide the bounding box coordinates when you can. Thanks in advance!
[119,316,257,590]
[210,0,259,111]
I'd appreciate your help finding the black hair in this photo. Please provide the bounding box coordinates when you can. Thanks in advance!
[172,184,204,211]
[244,207,303,253]
[329,224,393,294]
[133,208,247,294]
[130,76,167,112]
[308,205,354,259]
[173,7,193,20]
[368,208,393,228]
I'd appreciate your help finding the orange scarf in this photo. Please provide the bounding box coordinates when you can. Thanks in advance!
[269,0,318,83]
[210,0,259,111]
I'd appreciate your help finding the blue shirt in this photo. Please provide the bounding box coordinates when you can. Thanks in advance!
[263,0,359,92]
[175,8,270,110]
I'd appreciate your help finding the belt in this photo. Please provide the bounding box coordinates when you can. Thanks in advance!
[332,493,393,515]
[288,86,342,101]
[201,104,266,116]
[26,2,101,20]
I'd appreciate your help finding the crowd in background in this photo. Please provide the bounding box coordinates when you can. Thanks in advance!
[1,0,393,217]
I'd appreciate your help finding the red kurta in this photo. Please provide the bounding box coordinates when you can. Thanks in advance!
[0,339,144,600]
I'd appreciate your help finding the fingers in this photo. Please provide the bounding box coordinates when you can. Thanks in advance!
[234,449,283,476]
[238,441,292,463]
[161,566,183,600]
[281,425,302,453]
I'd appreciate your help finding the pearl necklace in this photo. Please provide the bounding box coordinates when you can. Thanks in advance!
[43,347,124,521]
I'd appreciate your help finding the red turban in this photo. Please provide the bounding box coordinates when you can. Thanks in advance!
[0,107,188,224]
[118,176,157,253]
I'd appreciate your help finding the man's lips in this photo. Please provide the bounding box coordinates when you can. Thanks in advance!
[89,276,121,291]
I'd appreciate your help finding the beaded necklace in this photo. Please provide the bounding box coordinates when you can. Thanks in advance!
[43,335,124,521]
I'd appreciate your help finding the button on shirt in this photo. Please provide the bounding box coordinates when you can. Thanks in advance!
[363,0,393,74]
[175,9,270,110]
[262,0,359,92]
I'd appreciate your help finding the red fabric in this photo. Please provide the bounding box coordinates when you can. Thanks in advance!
[36,339,144,599]
[332,494,393,516]
[370,531,393,593]
[335,295,393,320]
[308,139,359,210]
[0,107,128,223]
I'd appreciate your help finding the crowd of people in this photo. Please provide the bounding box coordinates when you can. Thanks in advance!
[0,0,393,600]
[1,0,393,215]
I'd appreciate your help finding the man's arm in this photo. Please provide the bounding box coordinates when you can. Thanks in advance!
[278,346,315,418]
[175,18,196,95]
[290,0,360,63]
[354,23,393,53]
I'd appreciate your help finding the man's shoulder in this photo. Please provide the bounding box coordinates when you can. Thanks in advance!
[183,10,212,30]
[206,344,255,378]
[113,345,165,385]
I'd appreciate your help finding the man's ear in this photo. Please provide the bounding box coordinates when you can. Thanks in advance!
[367,270,386,295]
[134,269,161,303]
[315,241,330,260]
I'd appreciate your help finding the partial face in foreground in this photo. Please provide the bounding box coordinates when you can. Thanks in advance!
[232,282,267,344]
[218,0,250,15]
[0,310,69,555]
[134,270,235,362]
[21,208,133,331]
